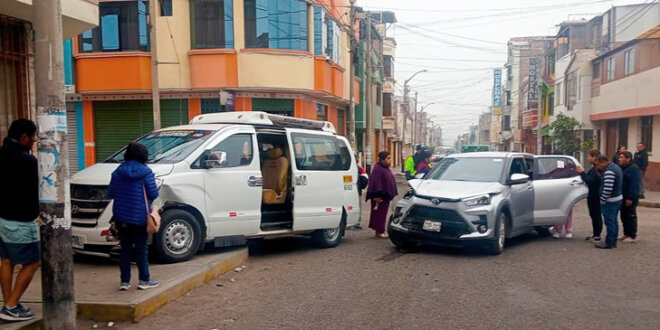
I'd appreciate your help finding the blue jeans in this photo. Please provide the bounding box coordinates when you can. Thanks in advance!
[117,222,150,283]
[601,201,622,247]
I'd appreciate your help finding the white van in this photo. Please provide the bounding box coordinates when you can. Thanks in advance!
[70,112,361,263]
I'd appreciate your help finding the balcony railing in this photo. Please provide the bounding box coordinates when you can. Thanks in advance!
[522,109,539,129]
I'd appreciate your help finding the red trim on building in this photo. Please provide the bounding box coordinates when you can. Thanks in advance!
[590,105,660,121]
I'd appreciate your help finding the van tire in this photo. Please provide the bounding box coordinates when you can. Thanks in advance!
[154,209,201,263]
[313,213,346,248]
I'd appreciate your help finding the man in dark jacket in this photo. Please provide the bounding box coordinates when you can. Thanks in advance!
[595,155,623,249]
[634,143,648,199]
[612,145,626,164]
[618,151,641,243]
[0,119,39,322]
[576,149,602,241]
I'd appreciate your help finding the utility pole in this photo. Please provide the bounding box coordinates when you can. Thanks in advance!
[537,82,543,155]
[347,0,357,150]
[412,91,418,145]
[401,84,408,172]
[33,0,75,328]
[149,0,161,129]
[365,13,372,173]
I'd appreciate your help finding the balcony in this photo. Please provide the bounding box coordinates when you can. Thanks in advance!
[383,78,395,94]
[384,38,396,57]
[522,109,539,129]
[382,116,396,132]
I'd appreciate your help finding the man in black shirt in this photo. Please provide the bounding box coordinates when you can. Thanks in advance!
[576,149,603,241]
[0,119,40,322]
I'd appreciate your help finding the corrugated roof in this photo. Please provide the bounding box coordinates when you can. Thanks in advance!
[636,25,660,39]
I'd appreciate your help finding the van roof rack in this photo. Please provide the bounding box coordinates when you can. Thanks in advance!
[189,111,337,134]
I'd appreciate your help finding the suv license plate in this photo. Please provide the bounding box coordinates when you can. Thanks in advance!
[72,234,86,249]
[423,220,442,232]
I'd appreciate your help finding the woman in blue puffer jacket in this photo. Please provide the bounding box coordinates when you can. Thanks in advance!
[108,142,159,291]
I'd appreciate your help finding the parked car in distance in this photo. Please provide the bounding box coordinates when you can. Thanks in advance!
[70,112,360,263]
[388,152,588,255]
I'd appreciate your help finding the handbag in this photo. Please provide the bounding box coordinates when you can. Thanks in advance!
[143,187,161,234]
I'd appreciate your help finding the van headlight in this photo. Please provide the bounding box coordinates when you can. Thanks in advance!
[403,188,415,200]
[463,195,491,207]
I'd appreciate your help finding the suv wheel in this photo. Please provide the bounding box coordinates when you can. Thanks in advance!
[486,212,507,255]
[388,216,418,252]
[313,212,346,248]
[154,209,202,263]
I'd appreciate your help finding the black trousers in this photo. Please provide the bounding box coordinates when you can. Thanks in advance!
[620,202,638,239]
[587,196,602,237]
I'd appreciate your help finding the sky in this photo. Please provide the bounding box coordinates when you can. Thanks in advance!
[356,0,645,146]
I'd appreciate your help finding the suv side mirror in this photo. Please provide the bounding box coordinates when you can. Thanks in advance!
[509,173,530,185]
[202,150,228,169]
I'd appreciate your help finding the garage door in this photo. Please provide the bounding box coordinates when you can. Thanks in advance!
[94,100,188,161]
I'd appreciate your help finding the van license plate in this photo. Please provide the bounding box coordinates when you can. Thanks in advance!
[423,220,442,232]
[72,234,86,249]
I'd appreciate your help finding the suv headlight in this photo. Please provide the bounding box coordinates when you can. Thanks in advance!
[403,188,415,200]
[463,195,491,207]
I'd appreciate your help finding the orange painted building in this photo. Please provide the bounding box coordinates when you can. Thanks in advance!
[68,0,355,163]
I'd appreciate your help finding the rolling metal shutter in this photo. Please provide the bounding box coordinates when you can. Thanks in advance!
[66,102,79,175]
[93,100,188,161]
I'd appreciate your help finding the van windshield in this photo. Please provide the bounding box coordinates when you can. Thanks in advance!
[105,130,215,164]
[427,157,505,183]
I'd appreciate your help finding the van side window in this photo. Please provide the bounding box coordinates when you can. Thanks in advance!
[337,139,352,171]
[291,133,341,171]
[536,157,579,180]
[210,134,253,167]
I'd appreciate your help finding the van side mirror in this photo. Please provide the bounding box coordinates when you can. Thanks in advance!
[509,173,530,185]
[202,150,228,169]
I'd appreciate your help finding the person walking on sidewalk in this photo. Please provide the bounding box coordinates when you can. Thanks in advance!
[0,119,40,322]
[576,149,603,242]
[595,155,623,249]
[108,142,160,291]
[367,151,398,238]
[634,142,648,199]
[618,151,641,243]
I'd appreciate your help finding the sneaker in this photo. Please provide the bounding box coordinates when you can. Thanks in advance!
[585,236,601,242]
[138,280,159,290]
[622,237,636,243]
[119,282,131,291]
[564,233,573,239]
[617,235,628,241]
[552,232,561,239]
[0,305,35,322]
[595,243,616,249]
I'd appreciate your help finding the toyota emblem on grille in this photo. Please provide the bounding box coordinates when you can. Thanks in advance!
[431,198,441,205]
[72,205,80,214]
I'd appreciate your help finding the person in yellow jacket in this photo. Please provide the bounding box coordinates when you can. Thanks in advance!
[405,145,423,180]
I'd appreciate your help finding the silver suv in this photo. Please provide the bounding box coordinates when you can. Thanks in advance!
[388,152,588,254]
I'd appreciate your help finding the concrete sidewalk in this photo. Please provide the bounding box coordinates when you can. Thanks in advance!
[4,247,247,329]
[639,190,660,208]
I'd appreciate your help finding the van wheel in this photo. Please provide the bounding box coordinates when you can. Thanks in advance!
[313,213,346,248]
[154,209,201,263]
[486,212,507,255]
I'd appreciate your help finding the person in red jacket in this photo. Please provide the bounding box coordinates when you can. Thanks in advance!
[416,151,433,177]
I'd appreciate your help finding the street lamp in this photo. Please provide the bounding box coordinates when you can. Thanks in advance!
[402,69,427,170]
[419,102,437,113]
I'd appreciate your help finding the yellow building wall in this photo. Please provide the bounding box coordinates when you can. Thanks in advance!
[157,0,192,89]
[238,52,314,89]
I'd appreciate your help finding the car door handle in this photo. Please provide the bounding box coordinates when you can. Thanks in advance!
[247,176,263,187]
[570,180,584,186]
[295,174,307,186]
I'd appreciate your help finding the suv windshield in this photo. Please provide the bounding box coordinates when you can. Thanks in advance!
[105,130,215,164]
[427,157,505,183]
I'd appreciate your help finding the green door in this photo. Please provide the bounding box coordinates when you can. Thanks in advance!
[94,100,188,161]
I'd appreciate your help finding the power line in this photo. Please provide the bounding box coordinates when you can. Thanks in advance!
[615,1,658,37]
[398,22,504,46]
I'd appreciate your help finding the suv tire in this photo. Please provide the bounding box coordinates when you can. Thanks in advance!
[388,216,418,252]
[154,209,202,263]
[486,212,507,255]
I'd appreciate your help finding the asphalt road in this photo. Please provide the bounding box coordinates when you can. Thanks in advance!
[113,179,660,330]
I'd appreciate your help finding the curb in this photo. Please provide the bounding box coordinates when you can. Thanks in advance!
[17,248,248,329]
[639,200,660,208]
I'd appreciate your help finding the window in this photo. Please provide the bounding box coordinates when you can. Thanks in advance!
[190,0,234,49]
[536,157,578,180]
[201,98,224,114]
[566,72,577,110]
[502,115,510,131]
[505,91,511,106]
[624,48,635,76]
[592,62,600,79]
[337,138,352,171]
[326,18,341,62]
[556,82,563,105]
[317,104,327,121]
[618,118,628,148]
[292,133,341,171]
[244,0,308,51]
[606,57,615,81]
[313,6,327,55]
[209,134,254,167]
[641,116,653,152]
[107,130,215,164]
[79,1,149,52]
[252,98,294,115]
[160,0,173,16]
